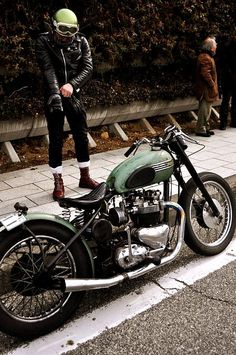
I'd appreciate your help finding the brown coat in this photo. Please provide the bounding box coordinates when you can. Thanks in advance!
[195,52,218,102]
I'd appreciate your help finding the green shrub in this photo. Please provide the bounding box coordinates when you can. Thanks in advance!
[0,0,235,120]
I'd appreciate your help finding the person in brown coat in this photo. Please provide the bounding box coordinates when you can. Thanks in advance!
[195,37,218,137]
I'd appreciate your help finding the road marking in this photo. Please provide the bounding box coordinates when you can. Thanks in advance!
[10,239,236,355]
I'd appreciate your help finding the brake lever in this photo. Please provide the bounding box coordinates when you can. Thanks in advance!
[179,131,199,144]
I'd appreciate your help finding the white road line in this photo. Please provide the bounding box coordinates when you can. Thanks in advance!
[10,239,236,355]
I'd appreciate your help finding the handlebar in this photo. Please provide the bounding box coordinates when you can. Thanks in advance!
[124,143,137,157]
[124,125,200,157]
[124,137,151,157]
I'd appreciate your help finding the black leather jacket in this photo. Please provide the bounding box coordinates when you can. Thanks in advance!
[36,32,93,99]
[217,37,236,87]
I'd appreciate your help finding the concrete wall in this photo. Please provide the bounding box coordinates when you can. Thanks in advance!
[0,97,221,142]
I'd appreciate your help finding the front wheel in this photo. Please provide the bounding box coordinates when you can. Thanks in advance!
[0,221,93,338]
[179,172,236,255]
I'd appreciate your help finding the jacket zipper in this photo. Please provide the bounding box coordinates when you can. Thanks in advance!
[60,49,68,83]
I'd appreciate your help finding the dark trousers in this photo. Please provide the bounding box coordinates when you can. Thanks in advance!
[219,84,236,128]
[45,96,89,168]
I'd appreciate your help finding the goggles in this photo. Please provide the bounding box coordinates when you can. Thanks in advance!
[53,20,78,37]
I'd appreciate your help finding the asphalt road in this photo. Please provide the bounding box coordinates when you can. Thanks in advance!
[1,239,236,355]
[70,260,236,355]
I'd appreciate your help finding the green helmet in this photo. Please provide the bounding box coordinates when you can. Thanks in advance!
[53,8,79,37]
[53,8,78,25]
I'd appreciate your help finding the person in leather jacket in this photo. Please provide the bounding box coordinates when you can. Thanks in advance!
[217,32,236,130]
[36,8,99,200]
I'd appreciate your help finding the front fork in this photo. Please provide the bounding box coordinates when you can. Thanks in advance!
[173,148,220,217]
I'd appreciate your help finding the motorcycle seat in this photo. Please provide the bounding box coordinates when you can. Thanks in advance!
[58,182,107,210]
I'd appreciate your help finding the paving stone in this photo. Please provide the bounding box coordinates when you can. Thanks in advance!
[1,127,236,220]
[191,151,219,161]
[195,159,226,170]
[211,166,236,178]
[4,173,48,188]
[0,181,11,191]
[0,184,43,202]
[28,191,55,205]
[29,202,62,216]
[103,156,126,164]
[34,175,79,190]
[0,197,36,217]
[215,153,236,162]
[89,167,111,179]
[103,164,118,172]
[87,158,114,169]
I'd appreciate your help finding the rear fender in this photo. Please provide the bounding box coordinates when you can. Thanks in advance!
[1,212,95,275]
[25,212,77,233]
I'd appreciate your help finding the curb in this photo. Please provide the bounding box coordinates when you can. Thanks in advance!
[225,175,236,193]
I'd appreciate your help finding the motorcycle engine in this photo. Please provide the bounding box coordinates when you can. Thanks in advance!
[109,189,163,228]
[115,244,148,269]
[109,189,170,269]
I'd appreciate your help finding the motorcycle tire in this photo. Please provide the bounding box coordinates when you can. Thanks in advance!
[0,221,93,338]
[179,172,236,256]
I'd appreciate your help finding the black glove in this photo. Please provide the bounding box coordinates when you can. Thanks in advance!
[47,94,63,113]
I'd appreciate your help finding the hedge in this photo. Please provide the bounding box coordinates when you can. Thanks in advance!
[0,0,235,120]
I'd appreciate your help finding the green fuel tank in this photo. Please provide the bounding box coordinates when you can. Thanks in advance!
[106,149,174,193]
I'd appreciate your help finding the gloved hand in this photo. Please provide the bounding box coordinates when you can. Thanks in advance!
[47,94,63,113]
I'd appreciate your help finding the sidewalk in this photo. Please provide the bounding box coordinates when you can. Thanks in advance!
[1,127,236,219]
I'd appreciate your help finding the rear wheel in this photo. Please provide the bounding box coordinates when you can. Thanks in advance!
[179,172,236,255]
[0,221,92,338]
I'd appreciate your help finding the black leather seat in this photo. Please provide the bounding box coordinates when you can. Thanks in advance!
[58,182,107,210]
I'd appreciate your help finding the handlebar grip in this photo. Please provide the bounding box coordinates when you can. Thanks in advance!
[124,143,137,157]
[177,135,188,150]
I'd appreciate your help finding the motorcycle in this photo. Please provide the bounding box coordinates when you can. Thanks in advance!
[0,125,235,338]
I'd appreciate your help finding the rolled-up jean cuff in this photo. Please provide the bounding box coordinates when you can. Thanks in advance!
[50,166,63,174]
[78,161,90,168]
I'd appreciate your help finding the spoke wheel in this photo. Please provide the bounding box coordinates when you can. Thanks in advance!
[0,222,92,338]
[179,172,236,255]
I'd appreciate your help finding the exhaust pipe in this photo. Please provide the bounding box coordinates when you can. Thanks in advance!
[64,201,185,292]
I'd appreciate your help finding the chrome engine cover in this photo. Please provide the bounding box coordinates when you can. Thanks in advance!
[115,244,148,270]
[134,224,169,249]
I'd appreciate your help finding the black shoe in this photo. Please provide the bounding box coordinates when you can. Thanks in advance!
[206,130,215,135]
[219,125,226,130]
[196,132,211,137]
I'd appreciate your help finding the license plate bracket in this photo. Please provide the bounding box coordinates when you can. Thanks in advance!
[0,214,26,231]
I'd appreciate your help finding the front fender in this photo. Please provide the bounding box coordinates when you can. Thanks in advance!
[25,213,95,276]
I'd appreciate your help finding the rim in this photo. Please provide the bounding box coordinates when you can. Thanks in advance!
[189,181,232,246]
[0,235,76,322]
